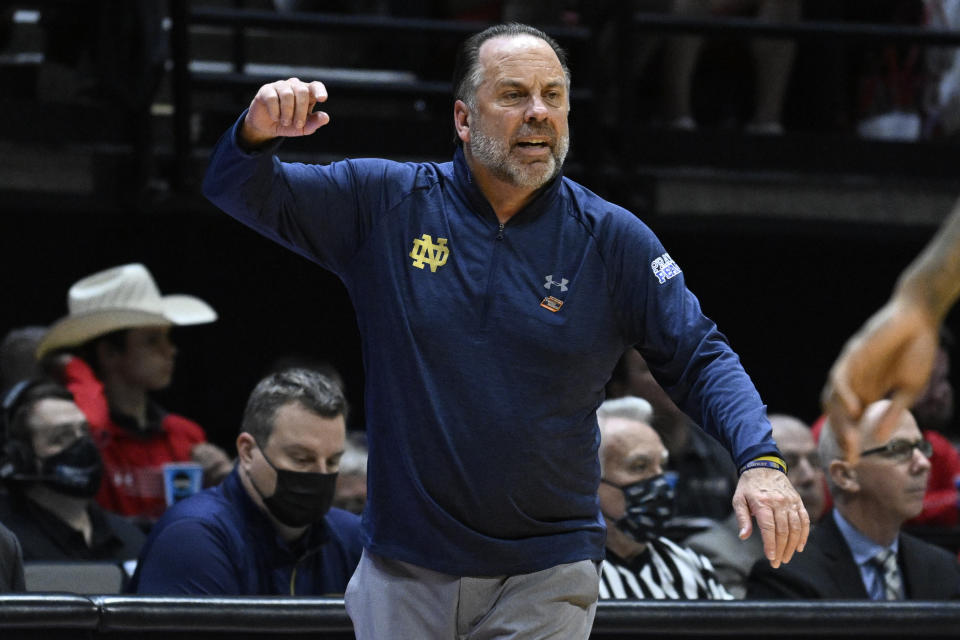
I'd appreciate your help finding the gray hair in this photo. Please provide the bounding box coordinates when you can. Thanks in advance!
[339,431,368,477]
[241,368,347,447]
[768,413,810,437]
[597,396,655,475]
[452,23,572,112]
[597,396,654,427]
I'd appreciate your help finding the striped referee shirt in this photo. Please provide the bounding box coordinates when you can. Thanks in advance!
[600,537,734,600]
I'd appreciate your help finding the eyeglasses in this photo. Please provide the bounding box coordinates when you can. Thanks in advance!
[860,438,933,462]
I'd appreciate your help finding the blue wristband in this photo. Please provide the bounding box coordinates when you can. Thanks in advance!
[738,456,788,476]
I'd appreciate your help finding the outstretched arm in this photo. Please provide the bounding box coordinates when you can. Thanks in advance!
[823,197,960,459]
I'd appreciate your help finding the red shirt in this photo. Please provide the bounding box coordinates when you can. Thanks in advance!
[63,357,207,521]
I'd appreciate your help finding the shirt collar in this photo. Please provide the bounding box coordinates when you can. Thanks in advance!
[452,146,564,226]
[109,401,166,436]
[223,467,330,561]
[23,496,123,555]
[833,508,898,567]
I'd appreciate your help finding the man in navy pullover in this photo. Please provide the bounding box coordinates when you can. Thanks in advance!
[130,368,361,595]
[202,23,808,639]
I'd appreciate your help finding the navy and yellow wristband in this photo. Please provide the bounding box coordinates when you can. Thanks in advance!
[738,455,787,476]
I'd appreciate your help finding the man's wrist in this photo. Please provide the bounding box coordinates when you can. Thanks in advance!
[237,124,275,152]
[738,455,787,476]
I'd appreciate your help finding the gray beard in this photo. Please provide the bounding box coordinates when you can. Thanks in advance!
[469,123,569,190]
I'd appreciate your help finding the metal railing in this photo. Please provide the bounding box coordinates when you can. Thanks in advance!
[3,595,960,638]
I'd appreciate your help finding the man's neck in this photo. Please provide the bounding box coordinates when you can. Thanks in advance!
[604,517,647,562]
[464,150,540,224]
[25,485,94,546]
[102,377,149,427]
[835,502,900,547]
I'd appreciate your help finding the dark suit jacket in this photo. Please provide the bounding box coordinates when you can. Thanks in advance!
[0,522,24,592]
[746,510,960,599]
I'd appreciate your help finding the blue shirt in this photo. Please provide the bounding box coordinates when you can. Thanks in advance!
[203,117,780,576]
[130,468,362,595]
[833,509,899,600]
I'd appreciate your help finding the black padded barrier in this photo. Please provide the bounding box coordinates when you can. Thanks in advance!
[0,593,99,629]
[0,593,99,640]
[94,595,354,635]
[3,596,960,639]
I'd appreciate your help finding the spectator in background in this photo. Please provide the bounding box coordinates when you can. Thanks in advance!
[0,522,25,592]
[333,431,367,515]
[662,0,802,134]
[597,396,733,599]
[36,264,232,524]
[813,327,960,527]
[910,327,956,442]
[904,327,960,526]
[925,0,960,138]
[0,326,47,396]
[0,380,145,577]
[131,368,361,595]
[748,400,960,599]
[606,349,738,521]
[686,413,825,598]
[36,1,169,209]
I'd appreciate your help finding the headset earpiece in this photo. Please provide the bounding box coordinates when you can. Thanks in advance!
[0,438,32,480]
[0,378,41,480]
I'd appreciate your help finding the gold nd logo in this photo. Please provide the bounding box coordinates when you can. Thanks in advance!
[409,234,450,272]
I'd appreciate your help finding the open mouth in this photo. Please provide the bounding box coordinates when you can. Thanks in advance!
[516,140,550,148]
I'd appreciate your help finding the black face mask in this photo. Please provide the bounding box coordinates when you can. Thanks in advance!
[251,445,337,528]
[39,436,103,498]
[602,474,675,543]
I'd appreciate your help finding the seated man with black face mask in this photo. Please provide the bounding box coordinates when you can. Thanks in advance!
[130,368,362,595]
[597,397,732,599]
[0,380,145,573]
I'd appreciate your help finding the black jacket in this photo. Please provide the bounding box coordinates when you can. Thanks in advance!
[747,510,960,599]
[0,491,144,564]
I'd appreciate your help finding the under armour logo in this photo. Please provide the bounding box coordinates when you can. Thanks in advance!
[409,234,450,272]
[651,253,681,284]
[544,275,568,292]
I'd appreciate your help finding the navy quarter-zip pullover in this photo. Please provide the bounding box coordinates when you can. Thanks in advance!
[203,116,779,576]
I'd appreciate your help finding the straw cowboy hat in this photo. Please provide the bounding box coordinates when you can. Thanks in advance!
[36,263,217,359]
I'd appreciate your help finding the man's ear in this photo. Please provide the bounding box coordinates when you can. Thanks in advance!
[454,100,470,144]
[236,432,256,468]
[829,459,859,493]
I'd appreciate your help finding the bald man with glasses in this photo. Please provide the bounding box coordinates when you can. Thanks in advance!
[747,400,960,599]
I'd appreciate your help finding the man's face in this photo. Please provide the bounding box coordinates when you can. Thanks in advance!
[110,326,177,391]
[598,416,667,520]
[772,420,825,521]
[247,401,346,497]
[28,398,90,461]
[462,34,570,190]
[854,409,931,524]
